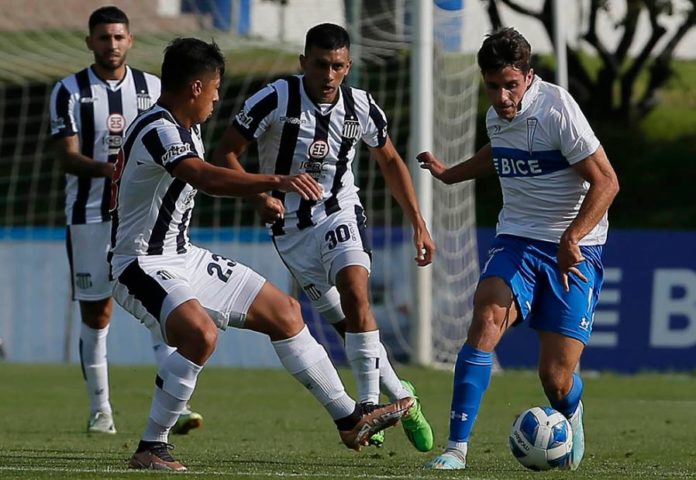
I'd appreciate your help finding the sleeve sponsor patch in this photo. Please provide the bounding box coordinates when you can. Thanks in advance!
[162,143,193,164]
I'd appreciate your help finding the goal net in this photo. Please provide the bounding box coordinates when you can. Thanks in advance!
[0,0,482,367]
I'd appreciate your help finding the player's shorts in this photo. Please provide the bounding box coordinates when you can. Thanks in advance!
[111,245,265,342]
[66,222,113,301]
[480,234,604,345]
[272,204,372,323]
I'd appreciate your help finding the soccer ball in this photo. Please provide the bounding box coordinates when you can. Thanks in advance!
[509,406,573,471]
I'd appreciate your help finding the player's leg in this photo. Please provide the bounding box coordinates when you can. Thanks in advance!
[242,280,413,450]
[67,222,116,434]
[533,243,604,471]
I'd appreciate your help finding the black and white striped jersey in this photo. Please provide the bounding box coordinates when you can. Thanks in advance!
[50,65,160,225]
[110,104,203,273]
[232,75,388,235]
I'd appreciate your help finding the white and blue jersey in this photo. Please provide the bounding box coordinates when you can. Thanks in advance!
[486,76,605,246]
[482,76,606,343]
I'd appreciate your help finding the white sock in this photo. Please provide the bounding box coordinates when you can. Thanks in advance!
[446,440,468,458]
[149,329,176,366]
[377,342,409,401]
[345,330,381,404]
[273,326,355,420]
[79,323,111,414]
[142,352,202,443]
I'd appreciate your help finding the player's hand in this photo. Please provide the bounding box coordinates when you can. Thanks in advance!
[417,151,447,180]
[278,173,323,200]
[413,223,435,267]
[557,236,588,292]
[251,194,284,223]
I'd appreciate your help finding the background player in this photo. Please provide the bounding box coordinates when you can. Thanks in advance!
[110,37,412,471]
[418,27,619,470]
[49,6,201,435]
[214,22,435,452]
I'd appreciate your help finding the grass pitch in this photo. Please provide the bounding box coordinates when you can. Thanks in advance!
[0,363,694,479]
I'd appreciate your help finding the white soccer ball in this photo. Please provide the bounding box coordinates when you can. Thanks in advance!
[509,406,573,471]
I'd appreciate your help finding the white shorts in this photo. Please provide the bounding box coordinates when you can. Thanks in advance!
[66,222,113,301]
[273,205,371,323]
[112,245,265,342]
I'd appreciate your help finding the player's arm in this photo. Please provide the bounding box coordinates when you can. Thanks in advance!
[417,143,495,184]
[212,125,284,222]
[172,155,322,201]
[54,135,114,178]
[558,145,620,290]
[370,136,435,266]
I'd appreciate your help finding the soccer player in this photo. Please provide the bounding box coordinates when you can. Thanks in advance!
[213,23,435,452]
[49,6,201,435]
[419,28,619,470]
[110,37,413,471]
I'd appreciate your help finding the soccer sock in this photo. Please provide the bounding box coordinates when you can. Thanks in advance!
[345,330,381,404]
[79,323,111,414]
[142,352,202,443]
[149,329,176,366]
[449,344,493,443]
[376,342,409,401]
[272,326,355,421]
[548,372,583,419]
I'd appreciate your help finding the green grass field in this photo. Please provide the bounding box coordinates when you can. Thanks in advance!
[1,364,695,479]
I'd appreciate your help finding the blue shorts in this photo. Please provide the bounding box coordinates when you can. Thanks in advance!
[480,235,604,344]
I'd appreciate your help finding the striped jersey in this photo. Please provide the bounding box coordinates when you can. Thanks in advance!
[110,104,203,276]
[50,65,160,225]
[232,75,388,235]
[486,76,606,245]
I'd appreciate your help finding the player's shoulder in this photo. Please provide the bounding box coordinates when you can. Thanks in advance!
[53,67,91,92]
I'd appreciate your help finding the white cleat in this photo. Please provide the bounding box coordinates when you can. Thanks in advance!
[87,410,116,434]
[562,401,584,470]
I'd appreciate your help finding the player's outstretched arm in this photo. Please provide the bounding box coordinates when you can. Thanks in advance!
[370,136,435,266]
[417,143,495,184]
[172,157,322,201]
[55,135,114,178]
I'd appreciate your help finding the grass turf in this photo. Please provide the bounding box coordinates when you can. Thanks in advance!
[0,363,695,479]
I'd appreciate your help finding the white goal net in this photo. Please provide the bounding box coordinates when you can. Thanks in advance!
[0,0,482,367]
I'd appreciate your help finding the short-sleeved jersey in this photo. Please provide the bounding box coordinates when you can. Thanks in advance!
[110,104,203,276]
[49,66,160,225]
[232,75,388,235]
[486,76,605,245]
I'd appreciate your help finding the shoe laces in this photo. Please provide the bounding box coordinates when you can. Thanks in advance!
[149,442,177,462]
[360,402,388,415]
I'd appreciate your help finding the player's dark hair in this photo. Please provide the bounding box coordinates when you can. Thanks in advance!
[304,23,350,54]
[161,38,225,92]
[88,6,129,33]
[477,27,531,74]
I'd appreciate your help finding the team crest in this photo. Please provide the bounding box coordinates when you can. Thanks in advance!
[341,119,361,139]
[75,273,93,289]
[107,113,125,134]
[308,140,329,159]
[526,117,538,154]
[137,93,153,111]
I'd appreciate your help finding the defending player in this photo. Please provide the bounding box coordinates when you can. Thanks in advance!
[418,28,619,470]
[48,6,201,435]
[213,23,435,452]
[110,37,413,471]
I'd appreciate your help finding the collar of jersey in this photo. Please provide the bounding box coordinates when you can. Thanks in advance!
[300,75,342,113]
[89,65,130,91]
[515,74,542,118]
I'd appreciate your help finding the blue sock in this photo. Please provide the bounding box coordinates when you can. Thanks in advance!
[548,372,583,418]
[449,344,493,442]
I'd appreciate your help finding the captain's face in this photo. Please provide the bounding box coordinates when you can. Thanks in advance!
[87,23,132,71]
[483,66,534,120]
[300,46,352,104]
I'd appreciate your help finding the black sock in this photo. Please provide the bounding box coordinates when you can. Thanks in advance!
[334,404,362,431]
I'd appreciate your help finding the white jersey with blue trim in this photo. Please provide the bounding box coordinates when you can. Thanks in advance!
[232,75,388,235]
[486,76,605,245]
[110,104,203,276]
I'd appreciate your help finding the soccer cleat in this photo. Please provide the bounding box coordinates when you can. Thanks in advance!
[562,401,585,471]
[368,429,385,448]
[128,441,187,471]
[339,397,414,451]
[171,406,203,435]
[400,380,434,452]
[425,449,467,470]
[87,410,116,434]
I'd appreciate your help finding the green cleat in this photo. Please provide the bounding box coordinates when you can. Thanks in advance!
[368,429,385,448]
[171,406,203,435]
[400,380,434,452]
